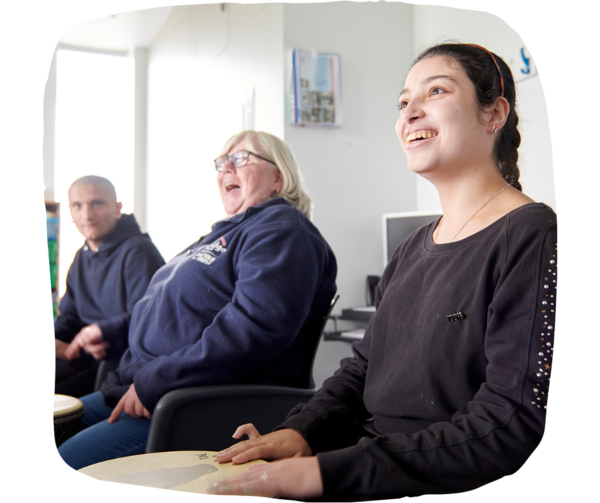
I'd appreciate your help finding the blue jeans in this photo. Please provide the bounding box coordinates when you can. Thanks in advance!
[58,391,151,470]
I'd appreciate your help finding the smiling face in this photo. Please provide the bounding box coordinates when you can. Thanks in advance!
[396,55,495,178]
[68,183,122,250]
[217,139,283,218]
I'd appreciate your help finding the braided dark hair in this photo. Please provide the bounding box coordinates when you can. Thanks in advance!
[413,43,522,191]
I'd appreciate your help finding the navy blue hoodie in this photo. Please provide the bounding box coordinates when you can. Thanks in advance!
[102,199,337,412]
[54,214,165,359]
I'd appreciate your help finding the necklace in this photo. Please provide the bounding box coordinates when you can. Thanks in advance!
[434,183,512,243]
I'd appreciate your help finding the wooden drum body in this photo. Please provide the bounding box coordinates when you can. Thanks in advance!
[54,394,84,447]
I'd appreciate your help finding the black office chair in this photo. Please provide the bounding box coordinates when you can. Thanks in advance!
[145,294,339,453]
[93,359,120,392]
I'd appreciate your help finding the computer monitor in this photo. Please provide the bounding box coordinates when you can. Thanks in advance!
[382,211,441,266]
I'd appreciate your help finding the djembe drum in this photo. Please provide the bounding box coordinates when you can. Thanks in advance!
[54,394,84,447]
[79,451,267,494]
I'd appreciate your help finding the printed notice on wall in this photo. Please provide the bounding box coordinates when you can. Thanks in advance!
[291,48,342,127]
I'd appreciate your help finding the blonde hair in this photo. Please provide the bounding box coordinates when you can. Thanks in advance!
[219,130,313,219]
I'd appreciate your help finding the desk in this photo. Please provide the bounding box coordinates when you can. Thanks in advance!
[324,306,375,342]
[340,306,375,322]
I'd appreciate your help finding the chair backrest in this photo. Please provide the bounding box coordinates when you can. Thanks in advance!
[305,294,339,388]
[93,359,120,392]
[145,295,340,453]
[147,385,316,453]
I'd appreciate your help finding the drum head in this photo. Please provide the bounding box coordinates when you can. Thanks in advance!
[54,394,84,418]
[79,451,267,494]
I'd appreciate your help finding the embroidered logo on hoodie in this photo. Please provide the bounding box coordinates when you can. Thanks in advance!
[191,238,227,265]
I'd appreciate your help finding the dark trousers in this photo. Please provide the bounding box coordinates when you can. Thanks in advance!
[55,357,98,398]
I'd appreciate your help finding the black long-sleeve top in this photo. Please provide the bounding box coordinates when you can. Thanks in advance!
[279,203,557,500]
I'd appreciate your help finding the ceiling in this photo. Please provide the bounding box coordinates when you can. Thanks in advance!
[58,6,174,53]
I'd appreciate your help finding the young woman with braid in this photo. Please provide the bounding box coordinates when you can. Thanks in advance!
[210,43,557,500]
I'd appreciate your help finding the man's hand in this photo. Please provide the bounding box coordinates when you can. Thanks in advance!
[65,324,109,360]
[55,339,71,360]
[108,383,152,423]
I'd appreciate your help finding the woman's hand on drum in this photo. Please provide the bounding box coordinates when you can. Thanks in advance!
[216,424,312,464]
[108,383,152,423]
[207,456,323,499]
[65,324,109,360]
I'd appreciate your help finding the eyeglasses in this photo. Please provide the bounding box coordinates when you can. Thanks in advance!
[214,151,276,172]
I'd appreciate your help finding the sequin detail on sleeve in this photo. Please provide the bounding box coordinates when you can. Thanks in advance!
[531,243,557,411]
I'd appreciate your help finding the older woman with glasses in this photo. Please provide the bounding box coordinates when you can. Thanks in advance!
[58,130,337,470]
[214,133,312,219]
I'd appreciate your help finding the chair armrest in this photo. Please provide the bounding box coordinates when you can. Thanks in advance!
[93,359,120,392]
[146,385,315,453]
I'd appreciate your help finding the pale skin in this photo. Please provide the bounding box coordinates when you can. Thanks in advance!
[209,55,535,499]
[396,55,534,242]
[209,425,321,498]
[218,140,283,218]
[63,324,109,360]
[57,324,108,360]
[55,339,70,360]
[67,182,122,252]
[108,383,152,423]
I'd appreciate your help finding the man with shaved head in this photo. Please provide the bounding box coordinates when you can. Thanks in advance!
[55,175,164,397]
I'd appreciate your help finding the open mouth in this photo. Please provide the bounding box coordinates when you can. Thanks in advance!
[224,183,240,192]
[406,130,438,145]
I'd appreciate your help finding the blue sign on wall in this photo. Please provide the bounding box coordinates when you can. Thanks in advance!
[514,46,537,81]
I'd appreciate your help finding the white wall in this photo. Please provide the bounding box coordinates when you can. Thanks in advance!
[145,2,417,295]
[133,47,149,231]
[43,53,57,202]
[146,4,285,260]
[283,2,417,310]
[413,5,555,212]
[279,2,417,384]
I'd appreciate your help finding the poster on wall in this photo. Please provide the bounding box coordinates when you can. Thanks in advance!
[512,46,536,82]
[291,48,342,127]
